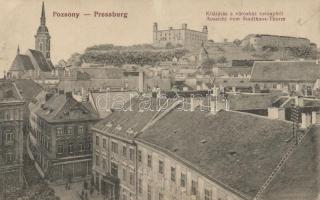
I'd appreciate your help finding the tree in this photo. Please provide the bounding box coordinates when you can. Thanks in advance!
[217,56,227,63]
[201,58,216,73]
[67,52,82,67]
[233,39,241,46]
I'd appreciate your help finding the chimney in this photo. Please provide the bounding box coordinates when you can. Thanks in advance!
[169,27,173,30]
[182,23,187,29]
[301,112,312,128]
[295,96,304,107]
[153,22,158,32]
[45,93,54,101]
[139,70,144,93]
[66,92,73,99]
[210,99,216,114]
[190,97,202,111]
[268,107,285,120]
[202,25,208,33]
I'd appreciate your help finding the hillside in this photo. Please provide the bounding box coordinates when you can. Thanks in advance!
[68,44,189,67]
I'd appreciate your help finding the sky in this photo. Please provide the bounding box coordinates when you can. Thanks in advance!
[0,0,320,73]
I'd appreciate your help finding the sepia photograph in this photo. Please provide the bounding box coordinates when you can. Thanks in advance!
[0,0,320,199]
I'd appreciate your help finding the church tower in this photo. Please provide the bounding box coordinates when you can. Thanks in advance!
[35,2,51,60]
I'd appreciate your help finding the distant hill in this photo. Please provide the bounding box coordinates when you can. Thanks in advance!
[68,44,189,67]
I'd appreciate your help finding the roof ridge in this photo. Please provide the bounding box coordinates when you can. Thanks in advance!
[227,110,293,124]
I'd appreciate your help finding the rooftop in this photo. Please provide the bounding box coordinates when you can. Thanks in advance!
[137,110,296,198]
[250,61,320,82]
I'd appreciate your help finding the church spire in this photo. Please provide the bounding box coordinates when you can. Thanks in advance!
[17,45,20,55]
[41,2,46,25]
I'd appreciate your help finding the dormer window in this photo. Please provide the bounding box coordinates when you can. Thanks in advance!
[115,124,122,131]
[105,122,112,128]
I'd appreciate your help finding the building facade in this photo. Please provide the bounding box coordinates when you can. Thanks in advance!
[153,23,208,50]
[241,34,311,50]
[28,92,99,182]
[0,80,25,199]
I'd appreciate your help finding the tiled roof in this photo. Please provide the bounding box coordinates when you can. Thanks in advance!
[218,67,252,76]
[228,92,280,110]
[0,80,24,102]
[34,93,99,123]
[250,61,320,82]
[137,110,296,198]
[10,54,35,71]
[93,96,176,139]
[28,49,52,72]
[262,126,319,200]
[14,79,44,101]
[80,67,123,79]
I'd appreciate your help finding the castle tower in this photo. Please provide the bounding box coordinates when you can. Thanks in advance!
[35,2,51,60]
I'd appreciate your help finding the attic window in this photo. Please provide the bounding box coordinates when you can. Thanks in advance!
[105,122,112,128]
[228,151,237,156]
[5,90,13,98]
[127,128,134,134]
[115,124,122,131]
[200,139,207,144]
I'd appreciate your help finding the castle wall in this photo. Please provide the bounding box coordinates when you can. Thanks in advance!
[241,34,311,50]
[153,24,208,50]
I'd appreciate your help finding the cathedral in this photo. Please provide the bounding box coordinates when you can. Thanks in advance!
[8,2,54,79]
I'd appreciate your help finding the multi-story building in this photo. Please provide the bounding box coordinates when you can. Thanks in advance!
[28,91,99,182]
[250,60,320,96]
[153,23,208,50]
[91,94,317,200]
[240,34,312,50]
[91,96,179,200]
[0,80,25,199]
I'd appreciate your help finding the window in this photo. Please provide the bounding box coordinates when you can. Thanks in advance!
[129,149,135,161]
[4,131,13,144]
[111,142,118,154]
[67,127,73,135]
[138,179,142,194]
[205,189,212,200]
[57,145,63,154]
[79,143,84,152]
[111,162,118,177]
[56,127,63,136]
[122,168,127,182]
[159,160,164,174]
[103,138,106,148]
[123,146,127,157]
[171,167,176,182]
[147,184,152,200]
[68,143,73,153]
[96,135,99,146]
[129,172,134,185]
[191,180,198,195]
[87,142,92,150]
[159,193,164,200]
[5,153,13,163]
[147,154,152,168]
[78,126,84,134]
[103,158,107,169]
[180,173,187,187]
[137,150,142,162]
[96,154,100,166]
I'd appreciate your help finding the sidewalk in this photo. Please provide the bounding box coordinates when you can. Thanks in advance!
[51,181,105,200]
